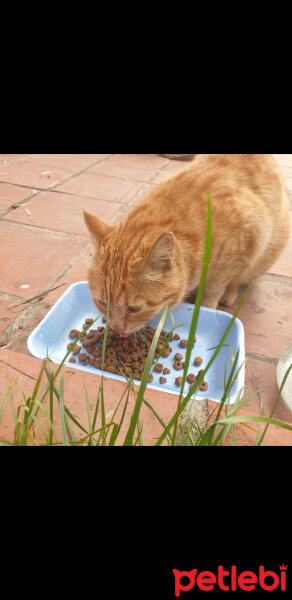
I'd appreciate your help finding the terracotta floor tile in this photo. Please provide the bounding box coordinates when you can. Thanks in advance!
[218,276,292,360]
[30,154,112,172]
[0,220,87,299]
[87,154,169,182]
[1,301,56,356]
[0,154,35,166]
[0,347,179,445]
[152,160,191,183]
[44,247,93,307]
[0,160,73,189]
[268,236,292,277]
[112,154,170,168]
[243,358,292,423]
[0,183,35,211]
[3,191,122,236]
[0,298,24,336]
[55,171,139,202]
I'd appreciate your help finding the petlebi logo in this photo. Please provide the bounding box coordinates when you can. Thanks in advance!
[173,564,288,594]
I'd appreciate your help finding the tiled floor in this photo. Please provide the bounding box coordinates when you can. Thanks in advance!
[0,153,291,445]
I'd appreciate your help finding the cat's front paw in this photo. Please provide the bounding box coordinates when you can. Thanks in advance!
[201,297,219,310]
[219,285,238,307]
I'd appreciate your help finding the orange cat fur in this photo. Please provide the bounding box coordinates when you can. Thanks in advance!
[84,154,291,336]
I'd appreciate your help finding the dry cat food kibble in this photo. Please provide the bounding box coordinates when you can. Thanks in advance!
[67,320,208,390]
[194,356,203,366]
[69,329,81,339]
[189,380,208,392]
[179,340,188,349]
[173,360,184,370]
[199,381,208,391]
[179,337,196,349]
[67,322,174,381]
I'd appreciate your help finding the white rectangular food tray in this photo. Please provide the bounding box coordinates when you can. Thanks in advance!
[27,281,245,403]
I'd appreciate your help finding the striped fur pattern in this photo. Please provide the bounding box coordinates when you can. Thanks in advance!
[84,154,291,335]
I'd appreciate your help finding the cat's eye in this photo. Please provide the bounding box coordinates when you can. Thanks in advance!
[127,306,141,313]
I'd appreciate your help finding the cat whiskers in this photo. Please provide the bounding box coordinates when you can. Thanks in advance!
[136,329,150,347]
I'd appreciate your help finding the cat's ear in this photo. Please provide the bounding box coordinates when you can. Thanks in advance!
[84,211,113,248]
[144,232,174,275]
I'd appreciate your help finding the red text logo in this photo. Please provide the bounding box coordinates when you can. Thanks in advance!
[173,565,288,595]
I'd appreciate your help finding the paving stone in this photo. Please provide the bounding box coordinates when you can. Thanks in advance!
[218,276,292,360]
[0,160,73,189]
[243,357,292,423]
[30,154,112,172]
[0,220,87,298]
[0,298,24,336]
[0,183,36,211]
[0,154,35,165]
[55,171,139,202]
[3,191,122,236]
[268,236,292,277]
[87,153,169,182]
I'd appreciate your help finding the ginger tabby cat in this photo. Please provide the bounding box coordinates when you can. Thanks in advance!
[84,154,291,337]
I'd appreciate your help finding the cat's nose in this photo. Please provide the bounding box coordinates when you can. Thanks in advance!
[118,331,129,338]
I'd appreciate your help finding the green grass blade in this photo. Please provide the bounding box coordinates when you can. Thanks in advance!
[123,305,168,446]
[172,192,213,445]
[44,365,88,437]
[59,375,68,446]
[108,384,132,446]
[217,414,292,432]
[133,416,144,446]
[186,426,196,446]
[90,380,103,434]
[142,397,173,444]
[18,393,60,446]
[108,423,120,446]
[9,391,22,446]
[155,285,250,446]
[255,391,264,446]
[72,422,117,445]
[49,374,54,445]
[81,376,93,446]
[198,424,216,446]
[227,389,260,418]
[0,381,14,424]
[22,407,50,445]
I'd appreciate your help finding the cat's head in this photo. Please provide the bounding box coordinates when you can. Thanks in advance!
[84,210,183,337]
